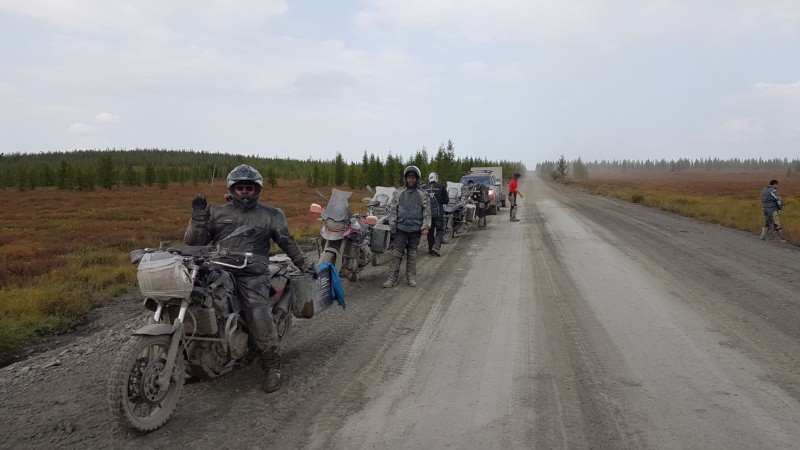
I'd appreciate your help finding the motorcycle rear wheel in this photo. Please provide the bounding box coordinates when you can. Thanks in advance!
[107,335,185,432]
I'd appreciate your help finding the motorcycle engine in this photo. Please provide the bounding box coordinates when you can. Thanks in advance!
[185,327,248,379]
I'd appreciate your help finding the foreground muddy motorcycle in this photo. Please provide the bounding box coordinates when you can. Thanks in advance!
[310,188,392,281]
[107,244,331,432]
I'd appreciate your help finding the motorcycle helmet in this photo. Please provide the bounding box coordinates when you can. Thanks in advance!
[403,165,421,187]
[513,172,521,178]
[428,172,438,183]
[226,164,264,209]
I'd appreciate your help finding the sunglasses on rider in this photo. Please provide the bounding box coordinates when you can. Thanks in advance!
[234,184,256,193]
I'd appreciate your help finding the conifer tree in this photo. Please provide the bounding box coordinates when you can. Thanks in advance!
[266,167,278,187]
[97,155,116,190]
[144,164,156,187]
[333,152,346,186]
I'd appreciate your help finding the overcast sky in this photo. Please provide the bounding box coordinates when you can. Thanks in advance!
[1,1,799,169]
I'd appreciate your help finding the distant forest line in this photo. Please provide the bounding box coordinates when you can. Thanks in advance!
[4,148,798,192]
[0,141,525,192]
[537,156,800,180]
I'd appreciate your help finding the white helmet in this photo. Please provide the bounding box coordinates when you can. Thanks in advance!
[428,172,438,183]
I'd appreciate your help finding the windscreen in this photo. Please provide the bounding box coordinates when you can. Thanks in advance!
[460,175,493,186]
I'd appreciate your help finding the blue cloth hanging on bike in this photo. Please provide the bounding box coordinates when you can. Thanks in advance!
[317,261,346,309]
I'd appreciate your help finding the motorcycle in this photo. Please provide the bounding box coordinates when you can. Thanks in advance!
[467,183,489,229]
[442,182,473,243]
[107,239,332,432]
[364,185,396,219]
[364,185,396,265]
[311,188,390,281]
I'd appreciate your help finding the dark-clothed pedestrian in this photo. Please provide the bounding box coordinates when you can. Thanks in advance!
[760,179,785,242]
[422,172,449,256]
[468,181,490,229]
[383,166,431,288]
[509,172,523,222]
[185,164,313,393]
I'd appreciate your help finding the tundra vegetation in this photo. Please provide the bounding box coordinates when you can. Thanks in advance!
[0,146,524,364]
[537,156,799,245]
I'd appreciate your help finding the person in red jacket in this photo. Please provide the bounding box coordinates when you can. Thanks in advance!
[509,172,523,222]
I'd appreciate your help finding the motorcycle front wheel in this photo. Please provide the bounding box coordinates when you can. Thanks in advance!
[319,249,337,266]
[442,216,454,244]
[107,334,185,432]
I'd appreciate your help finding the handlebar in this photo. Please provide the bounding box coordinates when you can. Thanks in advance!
[208,252,253,269]
[130,246,254,268]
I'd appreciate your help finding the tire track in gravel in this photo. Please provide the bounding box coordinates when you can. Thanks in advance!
[527,187,651,450]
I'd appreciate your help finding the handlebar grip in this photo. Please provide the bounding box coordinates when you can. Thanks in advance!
[220,250,253,259]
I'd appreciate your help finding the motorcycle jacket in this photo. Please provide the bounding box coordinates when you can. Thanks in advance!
[389,186,431,233]
[185,203,308,269]
[422,181,448,219]
[761,185,783,213]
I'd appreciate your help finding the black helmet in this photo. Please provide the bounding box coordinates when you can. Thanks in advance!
[513,172,521,178]
[403,165,421,187]
[226,164,264,209]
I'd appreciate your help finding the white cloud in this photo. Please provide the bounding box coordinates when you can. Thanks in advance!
[0,0,288,34]
[356,0,800,46]
[753,80,800,97]
[0,81,16,97]
[2,1,800,166]
[717,118,764,142]
[95,112,121,123]
[66,122,96,135]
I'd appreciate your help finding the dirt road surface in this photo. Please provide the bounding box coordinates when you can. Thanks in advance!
[2,173,800,449]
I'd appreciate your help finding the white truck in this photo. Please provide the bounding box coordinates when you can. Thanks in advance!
[470,166,506,208]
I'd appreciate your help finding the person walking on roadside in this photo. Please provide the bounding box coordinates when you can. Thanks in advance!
[383,166,431,288]
[509,172,523,222]
[422,172,448,256]
[760,179,785,242]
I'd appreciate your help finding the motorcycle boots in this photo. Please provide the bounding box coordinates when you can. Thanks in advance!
[406,248,418,287]
[245,305,283,393]
[383,246,403,288]
[261,352,282,393]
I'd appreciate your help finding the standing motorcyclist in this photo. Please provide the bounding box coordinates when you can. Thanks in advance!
[383,166,431,288]
[184,164,311,393]
[421,172,448,256]
[509,172,523,222]
[469,181,490,229]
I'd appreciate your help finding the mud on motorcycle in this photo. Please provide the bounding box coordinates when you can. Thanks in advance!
[310,188,392,281]
[107,242,331,432]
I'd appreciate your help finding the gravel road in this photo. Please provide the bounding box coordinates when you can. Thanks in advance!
[2,173,799,449]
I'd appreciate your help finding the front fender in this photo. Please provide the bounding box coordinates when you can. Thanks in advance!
[133,322,180,336]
